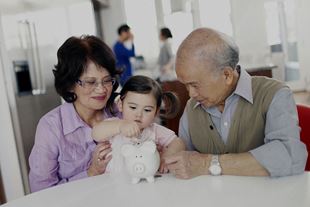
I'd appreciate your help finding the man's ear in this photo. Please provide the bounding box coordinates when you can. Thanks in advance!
[223,67,234,85]
[117,98,123,112]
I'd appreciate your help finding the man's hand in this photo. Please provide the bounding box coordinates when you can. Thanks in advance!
[165,151,210,179]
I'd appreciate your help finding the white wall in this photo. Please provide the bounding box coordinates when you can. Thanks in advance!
[230,0,271,69]
[296,0,310,90]
[0,16,25,200]
[99,0,126,47]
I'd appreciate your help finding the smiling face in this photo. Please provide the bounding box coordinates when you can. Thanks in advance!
[73,61,114,114]
[119,92,158,130]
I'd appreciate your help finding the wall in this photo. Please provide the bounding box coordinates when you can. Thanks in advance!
[0,16,25,201]
[296,0,310,90]
[99,0,126,47]
[230,0,271,69]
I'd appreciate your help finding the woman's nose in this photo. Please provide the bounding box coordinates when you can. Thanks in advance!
[94,83,107,92]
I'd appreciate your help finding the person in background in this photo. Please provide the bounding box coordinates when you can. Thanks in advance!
[92,75,185,173]
[29,35,120,192]
[157,27,176,82]
[165,27,308,179]
[113,24,136,86]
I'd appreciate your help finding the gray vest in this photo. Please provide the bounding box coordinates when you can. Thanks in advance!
[187,76,286,154]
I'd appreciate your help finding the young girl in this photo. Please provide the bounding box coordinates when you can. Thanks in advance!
[92,75,185,174]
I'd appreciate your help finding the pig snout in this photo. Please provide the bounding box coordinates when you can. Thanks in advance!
[133,163,145,174]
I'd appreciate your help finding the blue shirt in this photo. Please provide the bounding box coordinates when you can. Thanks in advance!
[113,41,135,86]
[179,68,308,177]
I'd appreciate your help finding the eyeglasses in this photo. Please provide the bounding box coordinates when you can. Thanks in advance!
[76,77,116,90]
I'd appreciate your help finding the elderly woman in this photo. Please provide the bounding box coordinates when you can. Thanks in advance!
[28,35,121,192]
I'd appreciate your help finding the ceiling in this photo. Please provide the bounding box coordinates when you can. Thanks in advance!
[0,0,89,15]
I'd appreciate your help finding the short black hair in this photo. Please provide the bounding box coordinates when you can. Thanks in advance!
[117,24,130,35]
[160,27,173,38]
[53,35,119,113]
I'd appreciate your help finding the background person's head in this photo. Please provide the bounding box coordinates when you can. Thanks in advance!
[175,28,240,109]
[160,27,173,41]
[53,35,119,114]
[117,24,132,42]
[119,75,180,129]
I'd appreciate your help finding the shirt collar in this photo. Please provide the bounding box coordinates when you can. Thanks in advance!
[193,67,253,109]
[233,67,253,104]
[61,102,85,136]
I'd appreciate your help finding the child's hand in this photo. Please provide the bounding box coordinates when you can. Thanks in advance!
[159,157,170,174]
[158,144,170,174]
[119,120,141,138]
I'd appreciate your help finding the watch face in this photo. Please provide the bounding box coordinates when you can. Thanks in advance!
[209,165,222,176]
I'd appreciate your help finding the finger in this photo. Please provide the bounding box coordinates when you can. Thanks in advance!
[97,153,112,164]
[98,148,112,159]
[101,154,112,166]
[159,163,165,173]
[164,166,169,174]
[166,162,181,171]
[96,143,111,153]
[164,154,180,165]
[96,141,110,147]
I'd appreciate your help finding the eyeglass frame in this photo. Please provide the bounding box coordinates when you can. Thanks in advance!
[76,77,116,90]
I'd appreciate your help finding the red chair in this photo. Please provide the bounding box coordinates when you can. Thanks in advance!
[296,104,310,171]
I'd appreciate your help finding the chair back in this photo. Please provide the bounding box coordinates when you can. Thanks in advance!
[161,80,190,135]
[296,104,310,171]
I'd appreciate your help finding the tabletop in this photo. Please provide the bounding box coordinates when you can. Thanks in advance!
[3,172,310,207]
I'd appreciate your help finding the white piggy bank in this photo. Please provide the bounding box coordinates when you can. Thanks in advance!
[121,140,160,184]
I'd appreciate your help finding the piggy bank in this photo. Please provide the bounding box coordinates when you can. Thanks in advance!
[121,140,160,184]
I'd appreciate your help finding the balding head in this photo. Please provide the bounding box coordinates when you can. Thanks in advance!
[176,28,239,74]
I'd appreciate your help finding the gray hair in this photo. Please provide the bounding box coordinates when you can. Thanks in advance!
[177,28,239,73]
[213,31,239,70]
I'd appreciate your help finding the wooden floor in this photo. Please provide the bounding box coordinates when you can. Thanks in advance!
[294,91,310,106]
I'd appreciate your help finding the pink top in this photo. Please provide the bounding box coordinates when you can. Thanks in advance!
[104,118,177,173]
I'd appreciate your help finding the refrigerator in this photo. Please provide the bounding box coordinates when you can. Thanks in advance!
[0,0,97,195]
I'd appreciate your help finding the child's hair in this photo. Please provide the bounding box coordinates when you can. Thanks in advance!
[120,75,180,119]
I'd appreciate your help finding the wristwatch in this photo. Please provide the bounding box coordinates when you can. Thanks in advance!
[208,155,222,176]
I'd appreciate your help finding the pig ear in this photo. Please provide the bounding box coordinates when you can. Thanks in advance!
[121,144,135,157]
[141,141,156,153]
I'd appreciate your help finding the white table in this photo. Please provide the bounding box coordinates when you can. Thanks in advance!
[3,173,310,207]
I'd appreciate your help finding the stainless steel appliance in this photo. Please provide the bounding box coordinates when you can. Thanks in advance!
[0,0,97,195]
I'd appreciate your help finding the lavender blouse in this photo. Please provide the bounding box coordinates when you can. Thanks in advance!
[28,102,120,192]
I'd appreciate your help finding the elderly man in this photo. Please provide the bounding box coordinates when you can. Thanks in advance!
[165,28,307,178]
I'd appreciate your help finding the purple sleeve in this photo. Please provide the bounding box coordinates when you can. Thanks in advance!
[28,117,88,192]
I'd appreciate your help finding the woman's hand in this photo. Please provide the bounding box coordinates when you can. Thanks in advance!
[87,141,112,177]
[119,120,141,138]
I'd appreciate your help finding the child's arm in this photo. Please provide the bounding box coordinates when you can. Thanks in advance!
[159,137,185,173]
[92,120,141,142]
[162,137,185,157]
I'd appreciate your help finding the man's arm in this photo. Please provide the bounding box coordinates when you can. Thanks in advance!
[170,89,307,178]
[249,87,307,176]
[165,151,269,178]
